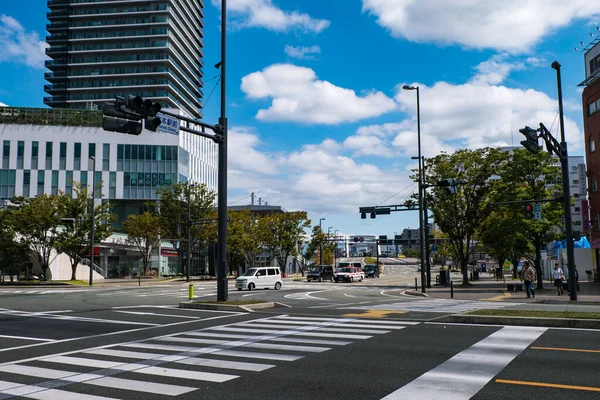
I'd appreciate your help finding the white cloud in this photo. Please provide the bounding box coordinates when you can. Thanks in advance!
[284,45,321,60]
[212,0,330,33]
[0,14,48,68]
[227,131,415,214]
[228,127,278,175]
[240,64,397,124]
[361,0,600,52]
[0,101,7,107]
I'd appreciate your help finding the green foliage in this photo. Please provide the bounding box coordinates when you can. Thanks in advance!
[0,209,29,277]
[56,182,116,280]
[123,212,163,274]
[260,212,311,274]
[227,210,263,270]
[425,148,509,284]
[11,194,66,280]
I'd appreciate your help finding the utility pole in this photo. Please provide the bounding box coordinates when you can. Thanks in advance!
[89,156,96,286]
[216,0,228,301]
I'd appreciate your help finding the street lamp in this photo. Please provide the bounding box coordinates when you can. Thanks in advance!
[319,217,326,264]
[405,84,425,294]
[89,156,96,287]
[187,183,197,283]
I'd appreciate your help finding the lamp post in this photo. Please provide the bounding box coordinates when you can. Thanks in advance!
[186,183,197,283]
[334,230,339,267]
[319,217,326,264]
[404,83,425,293]
[552,61,577,301]
[89,156,96,287]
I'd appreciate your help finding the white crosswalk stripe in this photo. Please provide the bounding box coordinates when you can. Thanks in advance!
[0,315,411,399]
[349,299,525,313]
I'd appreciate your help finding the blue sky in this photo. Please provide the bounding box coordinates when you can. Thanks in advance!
[0,0,599,238]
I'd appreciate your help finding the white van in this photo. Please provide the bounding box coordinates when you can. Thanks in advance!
[235,267,282,291]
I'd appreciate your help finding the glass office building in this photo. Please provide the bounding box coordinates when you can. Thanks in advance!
[44,0,204,118]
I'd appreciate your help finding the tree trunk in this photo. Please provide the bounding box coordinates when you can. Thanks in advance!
[70,260,78,281]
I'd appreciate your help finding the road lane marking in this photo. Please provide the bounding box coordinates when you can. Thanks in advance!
[132,365,238,383]
[181,332,352,346]
[22,388,120,400]
[381,326,546,399]
[496,379,600,392]
[85,376,196,396]
[0,335,55,342]
[176,357,275,372]
[113,311,200,319]
[484,291,513,302]
[342,310,407,318]
[531,346,600,354]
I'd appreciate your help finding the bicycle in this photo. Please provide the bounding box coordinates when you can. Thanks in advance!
[586,269,597,282]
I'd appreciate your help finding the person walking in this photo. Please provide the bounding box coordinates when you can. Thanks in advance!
[520,261,536,299]
[553,263,565,296]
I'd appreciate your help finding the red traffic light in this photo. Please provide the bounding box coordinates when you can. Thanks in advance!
[524,204,533,211]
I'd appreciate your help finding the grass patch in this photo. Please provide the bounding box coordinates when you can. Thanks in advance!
[59,280,88,285]
[194,300,268,305]
[467,309,600,320]
[364,257,378,264]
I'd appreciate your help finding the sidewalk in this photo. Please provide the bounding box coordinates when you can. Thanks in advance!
[408,272,600,304]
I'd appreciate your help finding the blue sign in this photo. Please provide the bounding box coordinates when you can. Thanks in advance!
[156,113,180,135]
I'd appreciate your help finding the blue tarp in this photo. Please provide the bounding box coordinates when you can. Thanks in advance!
[549,237,591,256]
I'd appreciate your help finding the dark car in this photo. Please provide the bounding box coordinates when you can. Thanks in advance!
[307,265,334,282]
[363,264,379,278]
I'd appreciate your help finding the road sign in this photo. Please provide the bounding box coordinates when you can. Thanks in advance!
[582,199,590,232]
[533,203,542,220]
[353,237,359,243]
[431,244,438,253]
[359,237,364,243]
[156,112,180,135]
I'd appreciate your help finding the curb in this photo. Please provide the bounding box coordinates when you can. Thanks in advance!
[179,301,275,312]
[447,314,600,329]
[403,290,429,298]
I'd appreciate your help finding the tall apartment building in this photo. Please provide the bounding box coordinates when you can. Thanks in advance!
[44,0,204,118]
[580,36,600,246]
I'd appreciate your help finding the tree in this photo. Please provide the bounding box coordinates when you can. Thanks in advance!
[157,183,217,275]
[227,210,264,273]
[260,212,311,275]
[425,148,509,284]
[123,212,162,275]
[56,182,116,281]
[11,194,65,280]
[495,149,562,288]
[0,208,28,280]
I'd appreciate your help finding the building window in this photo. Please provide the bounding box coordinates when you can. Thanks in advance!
[592,140,597,154]
[45,142,53,169]
[103,143,110,171]
[65,171,73,196]
[74,143,81,170]
[59,142,67,170]
[593,179,598,193]
[575,207,581,212]
[31,141,38,170]
[2,141,9,169]
[17,141,24,169]
[37,170,44,194]
[573,180,579,185]
[51,171,59,195]
[89,143,96,158]
[23,170,30,198]
[80,171,87,186]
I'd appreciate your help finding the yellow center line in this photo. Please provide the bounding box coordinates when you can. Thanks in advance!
[496,379,600,392]
[484,291,512,302]
[342,310,407,318]
[531,346,600,354]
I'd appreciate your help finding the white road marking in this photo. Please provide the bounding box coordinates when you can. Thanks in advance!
[182,332,352,346]
[0,335,55,342]
[133,365,238,383]
[22,388,119,400]
[381,326,547,400]
[86,376,196,396]
[113,310,200,319]
[176,357,274,372]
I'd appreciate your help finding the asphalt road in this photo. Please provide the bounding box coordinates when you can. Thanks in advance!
[1,281,598,399]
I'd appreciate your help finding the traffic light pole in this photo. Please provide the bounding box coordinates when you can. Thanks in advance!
[553,61,577,301]
[216,0,229,302]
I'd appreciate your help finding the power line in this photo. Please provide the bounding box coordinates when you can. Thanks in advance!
[203,76,221,110]
[376,182,418,206]
[228,194,251,206]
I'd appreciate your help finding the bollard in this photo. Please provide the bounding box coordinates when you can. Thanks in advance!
[415,277,418,290]
[138,275,141,286]
[188,284,194,300]
[450,280,454,298]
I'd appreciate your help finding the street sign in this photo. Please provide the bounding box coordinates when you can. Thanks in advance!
[359,237,364,243]
[156,112,180,135]
[431,244,438,253]
[582,199,590,232]
[533,203,542,220]
[353,237,359,243]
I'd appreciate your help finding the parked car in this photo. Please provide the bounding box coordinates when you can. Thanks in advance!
[235,267,282,291]
[363,264,379,278]
[307,265,334,282]
[334,267,363,282]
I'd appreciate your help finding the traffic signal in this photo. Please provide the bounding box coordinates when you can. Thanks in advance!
[102,103,142,135]
[524,203,534,219]
[370,212,376,219]
[361,212,366,219]
[102,95,162,135]
[519,126,540,154]
[439,178,457,194]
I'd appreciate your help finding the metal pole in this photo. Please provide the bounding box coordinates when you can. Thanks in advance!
[416,87,426,293]
[423,158,431,288]
[187,185,191,283]
[552,61,576,301]
[89,156,95,287]
[450,280,454,298]
[376,239,380,274]
[216,0,228,301]
[319,218,325,264]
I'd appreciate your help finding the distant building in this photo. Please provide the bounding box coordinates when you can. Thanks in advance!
[44,0,204,118]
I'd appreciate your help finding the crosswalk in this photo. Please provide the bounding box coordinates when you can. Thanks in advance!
[348,298,525,313]
[0,315,418,399]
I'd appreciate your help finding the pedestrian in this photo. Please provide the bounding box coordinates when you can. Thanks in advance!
[552,263,564,296]
[520,261,536,298]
